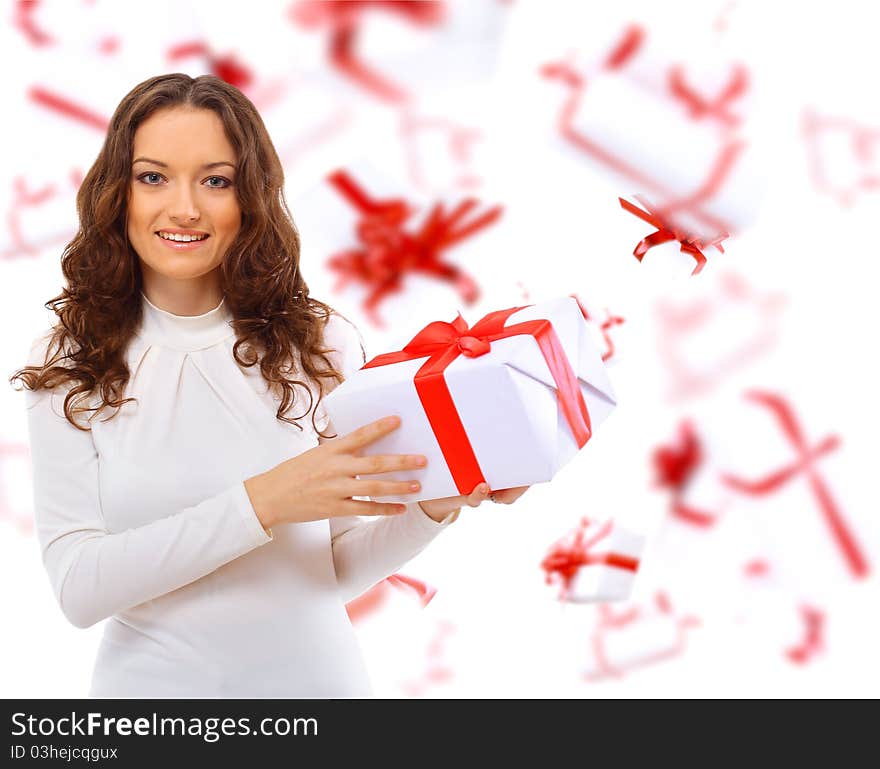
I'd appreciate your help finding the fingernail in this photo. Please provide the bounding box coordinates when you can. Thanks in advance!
[409,482,420,491]
[415,456,427,467]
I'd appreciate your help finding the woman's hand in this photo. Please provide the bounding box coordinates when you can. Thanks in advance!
[418,483,530,523]
[244,415,427,528]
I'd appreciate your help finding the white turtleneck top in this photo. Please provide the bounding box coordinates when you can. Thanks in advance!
[23,292,455,698]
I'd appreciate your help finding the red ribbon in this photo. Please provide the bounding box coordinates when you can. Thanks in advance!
[653,420,702,490]
[572,296,626,363]
[326,170,497,326]
[363,306,592,494]
[603,24,645,70]
[386,574,437,607]
[785,605,825,665]
[618,197,727,276]
[668,65,748,127]
[720,391,870,579]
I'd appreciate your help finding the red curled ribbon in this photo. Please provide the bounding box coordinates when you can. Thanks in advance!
[386,574,437,607]
[363,306,592,494]
[618,197,727,276]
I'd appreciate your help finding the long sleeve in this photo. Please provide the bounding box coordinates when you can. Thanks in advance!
[24,339,273,630]
[317,312,456,603]
[330,497,455,604]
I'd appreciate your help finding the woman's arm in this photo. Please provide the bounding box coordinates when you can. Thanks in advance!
[316,312,461,603]
[329,498,456,604]
[25,370,272,630]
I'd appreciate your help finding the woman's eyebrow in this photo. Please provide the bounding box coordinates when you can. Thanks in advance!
[132,157,236,170]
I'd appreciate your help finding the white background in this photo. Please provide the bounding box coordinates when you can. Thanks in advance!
[1,0,877,698]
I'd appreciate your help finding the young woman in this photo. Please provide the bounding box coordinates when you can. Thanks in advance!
[10,73,526,698]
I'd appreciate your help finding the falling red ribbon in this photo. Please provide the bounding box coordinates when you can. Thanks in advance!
[652,420,719,528]
[13,0,54,46]
[721,391,870,579]
[619,197,728,276]
[668,64,749,127]
[363,306,591,495]
[385,573,437,607]
[327,170,500,326]
[27,86,108,132]
[166,41,254,88]
[345,571,437,623]
[570,294,625,363]
[603,24,645,70]
[653,420,702,489]
[785,604,825,665]
[291,0,445,104]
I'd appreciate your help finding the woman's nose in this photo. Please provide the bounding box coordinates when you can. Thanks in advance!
[168,185,200,222]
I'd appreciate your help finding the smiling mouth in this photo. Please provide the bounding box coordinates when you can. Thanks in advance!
[154,233,212,250]
[155,232,210,241]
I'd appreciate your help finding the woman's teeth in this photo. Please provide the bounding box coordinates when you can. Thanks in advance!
[158,232,208,242]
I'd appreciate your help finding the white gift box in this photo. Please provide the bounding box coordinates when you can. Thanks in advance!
[323,296,617,503]
[543,518,645,604]
[537,24,765,247]
[573,74,761,242]
[802,109,880,207]
[581,593,699,680]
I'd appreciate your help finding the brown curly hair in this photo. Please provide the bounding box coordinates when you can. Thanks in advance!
[8,73,353,436]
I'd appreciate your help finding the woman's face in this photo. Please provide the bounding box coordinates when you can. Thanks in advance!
[127,106,241,299]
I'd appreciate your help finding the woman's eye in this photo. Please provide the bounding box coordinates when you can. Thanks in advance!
[205,176,231,188]
[139,172,162,184]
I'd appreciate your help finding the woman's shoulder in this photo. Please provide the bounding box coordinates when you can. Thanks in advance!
[320,308,366,380]
[22,328,83,413]
[26,327,70,369]
[321,308,361,348]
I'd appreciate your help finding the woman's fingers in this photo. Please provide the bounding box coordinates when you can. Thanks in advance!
[488,485,530,505]
[335,415,401,453]
[349,453,427,476]
[341,499,408,517]
[351,479,422,498]
[466,483,491,507]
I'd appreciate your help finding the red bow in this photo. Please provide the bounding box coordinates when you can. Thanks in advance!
[618,197,728,276]
[327,170,498,326]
